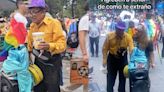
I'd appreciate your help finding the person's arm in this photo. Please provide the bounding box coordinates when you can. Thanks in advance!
[27,26,34,63]
[79,31,87,55]
[48,19,66,54]
[98,23,101,36]
[27,26,33,52]
[102,34,110,66]
[79,30,89,63]
[149,51,155,68]
[38,19,66,54]
[127,34,134,54]
[78,15,89,63]
[148,41,155,68]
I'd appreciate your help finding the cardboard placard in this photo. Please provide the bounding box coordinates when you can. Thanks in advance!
[70,58,88,85]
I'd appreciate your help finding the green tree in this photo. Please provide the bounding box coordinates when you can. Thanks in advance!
[0,9,14,17]
[46,0,64,17]
[46,0,86,18]
[74,0,87,18]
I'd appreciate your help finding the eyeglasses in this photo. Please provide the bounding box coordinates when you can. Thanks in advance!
[29,9,42,16]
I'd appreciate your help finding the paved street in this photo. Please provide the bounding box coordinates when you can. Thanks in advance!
[88,35,164,92]
[59,34,164,92]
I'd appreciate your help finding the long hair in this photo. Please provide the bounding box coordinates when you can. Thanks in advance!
[135,24,149,50]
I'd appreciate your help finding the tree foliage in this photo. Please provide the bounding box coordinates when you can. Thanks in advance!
[0,9,14,17]
[45,0,64,17]
[46,0,86,18]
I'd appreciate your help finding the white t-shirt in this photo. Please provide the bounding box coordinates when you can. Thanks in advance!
[89,21,100,38]
[74,14,89,57]
[78,14,89,32]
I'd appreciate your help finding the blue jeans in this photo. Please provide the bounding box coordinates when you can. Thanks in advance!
[89,36,99,56]
[162,37,164,57]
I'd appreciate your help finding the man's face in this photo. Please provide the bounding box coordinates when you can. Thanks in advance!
[116,28,124,39]
[29,7,45,24]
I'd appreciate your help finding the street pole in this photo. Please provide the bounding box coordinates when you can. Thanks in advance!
[71,0,75,19]
[62,0,66,18]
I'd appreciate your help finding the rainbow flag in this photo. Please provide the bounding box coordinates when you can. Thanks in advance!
[144,19,162,63]
[0,17,27,61]
[144,19,156,40]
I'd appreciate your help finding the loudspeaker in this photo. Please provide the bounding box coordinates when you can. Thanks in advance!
[0,75,18,92]
[129,69,150,92]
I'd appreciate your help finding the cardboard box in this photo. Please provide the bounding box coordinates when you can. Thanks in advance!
[70,58,88,85]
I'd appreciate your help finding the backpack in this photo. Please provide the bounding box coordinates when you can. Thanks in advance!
[67,20,80,48]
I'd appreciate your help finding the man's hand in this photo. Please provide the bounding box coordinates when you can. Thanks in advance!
[83,54,89,65]
[150,63,155,68]
[103,60,107,67]
[100,65,107,74]
[38,42,50,50]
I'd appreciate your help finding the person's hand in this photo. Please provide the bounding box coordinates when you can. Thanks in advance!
[10,12,15,18]
[38,42,50,50]
[83,54,89,65]
[100,65,107,74]
[150,63,155,68]
[103,60,107,67]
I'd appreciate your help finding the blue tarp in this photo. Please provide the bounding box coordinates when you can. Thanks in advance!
[129,47,148,69]
[1,45,33,92]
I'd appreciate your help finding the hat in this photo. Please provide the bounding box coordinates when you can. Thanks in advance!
[28,0,46,8]
[116,21,126,30]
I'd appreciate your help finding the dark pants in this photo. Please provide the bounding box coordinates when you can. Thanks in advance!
[162,37,164,57]
[89,36,99,56]
[107,52,128,92]
[34,54,62,92]
[60,67,63,86]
